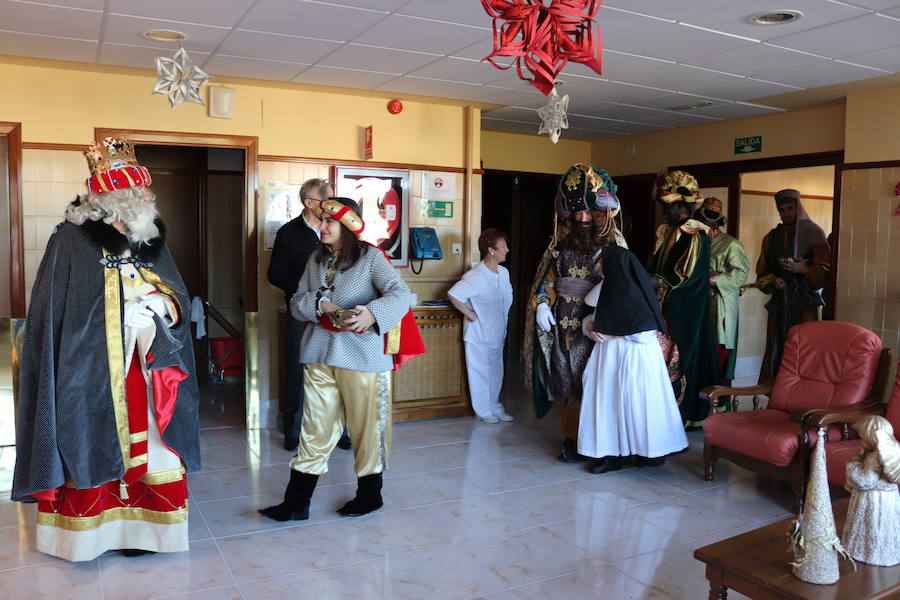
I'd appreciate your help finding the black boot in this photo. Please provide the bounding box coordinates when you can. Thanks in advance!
[557,437,585,463]
[258,470,318,521]
[338,473,383,517]
[336,432,352,450]
[588,456,622,474]
[121,549,156,557]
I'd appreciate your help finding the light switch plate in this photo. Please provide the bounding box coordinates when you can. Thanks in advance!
[452,243,462,255]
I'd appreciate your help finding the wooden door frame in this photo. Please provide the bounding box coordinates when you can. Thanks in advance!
[673,151,844,319]
[0,122,24,317]
[95,128,259,311]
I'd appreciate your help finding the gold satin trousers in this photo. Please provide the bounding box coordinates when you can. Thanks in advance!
[290,364,392,477]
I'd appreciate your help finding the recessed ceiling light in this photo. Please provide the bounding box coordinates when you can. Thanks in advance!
[142,29,188,42]
[670,101,713,111]
[749,10,803,25]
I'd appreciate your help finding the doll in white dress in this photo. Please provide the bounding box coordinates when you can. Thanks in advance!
[841,415,900,566]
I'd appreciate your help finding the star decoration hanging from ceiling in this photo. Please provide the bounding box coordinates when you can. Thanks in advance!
[481,0,603,95]
[152,47,211,109]
[537,84,569,143]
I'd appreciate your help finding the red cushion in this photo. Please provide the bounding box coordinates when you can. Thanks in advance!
[769,322,882,413]
[825,439,861,487]
[704,409,843,467]
[885,362,900,430]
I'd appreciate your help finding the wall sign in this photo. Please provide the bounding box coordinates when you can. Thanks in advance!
[734,136,762,154]
[425,200,454,218]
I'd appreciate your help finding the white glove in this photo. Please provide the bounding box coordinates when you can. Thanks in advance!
[124,302,155,329]
[536,303,556,332]
[140,293,168,317]
[581,315,594,338]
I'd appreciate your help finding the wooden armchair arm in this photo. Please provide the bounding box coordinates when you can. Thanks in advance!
[701,384,772,414]
[801,402,887,429]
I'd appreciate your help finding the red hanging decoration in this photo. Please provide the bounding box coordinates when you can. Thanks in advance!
[481,0,603,95]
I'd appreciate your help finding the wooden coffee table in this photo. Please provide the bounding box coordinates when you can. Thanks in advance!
[694,499,900,599]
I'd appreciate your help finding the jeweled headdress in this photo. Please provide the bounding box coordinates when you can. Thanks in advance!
[83,137,152,194]
[556,163,620,218]
[658,170,702,204]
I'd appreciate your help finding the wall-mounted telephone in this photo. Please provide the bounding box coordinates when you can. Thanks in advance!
[410,227,443,260]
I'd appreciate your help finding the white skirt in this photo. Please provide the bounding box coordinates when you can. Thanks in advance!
[578,329,688,459]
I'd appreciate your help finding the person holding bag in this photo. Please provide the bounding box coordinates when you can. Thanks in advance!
[260,197,413,520]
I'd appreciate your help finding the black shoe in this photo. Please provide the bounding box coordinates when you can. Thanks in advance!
[634,456,665,468]
[258,470,319,522]
[588,456,622,474]
[557,437,585,463]
[338,473,383,517]
[121,549,156,557]
[336,433,352,451]
[283,438,298,452]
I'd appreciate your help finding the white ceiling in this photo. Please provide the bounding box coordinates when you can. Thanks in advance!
[1,0,900,140]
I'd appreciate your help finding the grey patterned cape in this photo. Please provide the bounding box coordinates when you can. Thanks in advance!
[11,218,200,502]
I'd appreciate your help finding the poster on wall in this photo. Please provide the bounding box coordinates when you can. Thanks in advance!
[423,171,455,200]
[334,167,410,267]
[264,181,302,249]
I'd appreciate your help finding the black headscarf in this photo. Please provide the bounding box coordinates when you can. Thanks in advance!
[593,245,666,336]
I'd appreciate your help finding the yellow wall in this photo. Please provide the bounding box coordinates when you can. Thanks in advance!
[0,56,468,167]
[845,87,900,164]
[481,129,593,174]
[591,105,845,176]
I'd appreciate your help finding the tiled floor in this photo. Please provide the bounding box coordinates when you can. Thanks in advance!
[0,379,793,600]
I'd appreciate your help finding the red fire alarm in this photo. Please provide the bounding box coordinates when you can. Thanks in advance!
[387,99,403,114]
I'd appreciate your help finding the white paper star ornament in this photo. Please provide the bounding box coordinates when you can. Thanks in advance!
[153,47,211,109]
[537,85,569,144]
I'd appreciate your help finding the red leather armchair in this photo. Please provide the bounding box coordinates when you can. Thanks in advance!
[702,321,893,498]
[803,359,900,489]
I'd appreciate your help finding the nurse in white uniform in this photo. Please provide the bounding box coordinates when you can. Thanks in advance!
[448,229,514,423]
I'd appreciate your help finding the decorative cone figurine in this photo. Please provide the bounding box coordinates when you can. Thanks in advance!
[842,416,900,566]
[790,427,851,584]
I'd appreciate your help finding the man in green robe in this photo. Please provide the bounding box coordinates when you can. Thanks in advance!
[647,171,723,428]
[694,197,750,382]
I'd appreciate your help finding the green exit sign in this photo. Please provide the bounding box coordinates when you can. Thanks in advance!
[735,136,762,154]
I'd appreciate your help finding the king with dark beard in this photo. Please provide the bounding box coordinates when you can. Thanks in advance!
[524,163,628,462]
[12,137,200,562]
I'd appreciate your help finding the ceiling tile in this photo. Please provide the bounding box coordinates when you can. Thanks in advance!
[598,50,675,82]
[767,14,900,58]
[683,0,868,42]
[0,0,101,40]
[608,23,755,62]
[239,0,387,38]
[292,65,398,89]
[603,0,745,21]
[567,115,646,133]
[0,29,97,61]
[103,14,229,52]
[553,78,671,111]
[353,14,490,55]
[887,6,900,16]
[483,106,541,122]
[684,44,823,77]
[629,92,723,109]
[318,43,439,73]
[204,54,307,81]
[637,112,721,127]
[612,62,798,100]
[448,35,494,60]
[25,0,104,8]
[848,1,900,9]
[99,42,207,70]
[578,102,672,121]
[322,0,411,9]
[842,45,900,71]
[374,75,482,98]
[218,30,341,63]
[753,58,887,88]
[686,102,783,120]
[614,122,669,134]
[108,0,256,27]
[470,85,546,106]
[406,56,507,84]
[596,7,670,43]
[397,0,495,27]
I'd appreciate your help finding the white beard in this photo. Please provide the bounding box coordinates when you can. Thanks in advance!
[67,187,161,244]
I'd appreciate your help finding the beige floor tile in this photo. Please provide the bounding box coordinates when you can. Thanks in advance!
[384,467,490,508]
[0,560,101,600]
[622,491,758,545]
[406,494,539,543]
[317,507,454,560]
[570,470,686,511]
[216,524,349,583]
[99,540,233,600]
[153,585,243,600]
[546,508,680,563]
[511,564,678,600]
[460,456,589,494]
[188,467,285,502]
[0,524,64,571]
[355,544,509,600]
[239,565,378,599]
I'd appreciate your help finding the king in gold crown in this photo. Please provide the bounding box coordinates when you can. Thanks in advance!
[83,137,152,194]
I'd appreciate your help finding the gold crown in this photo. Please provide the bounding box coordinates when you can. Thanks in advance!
[83,137,139,176]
